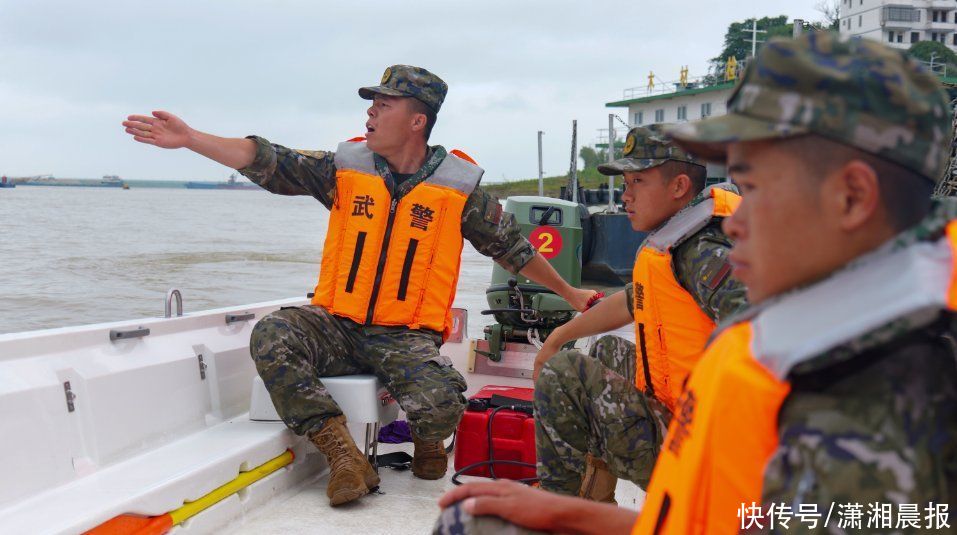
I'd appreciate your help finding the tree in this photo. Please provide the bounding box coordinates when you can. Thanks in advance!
[712,15,792,65]
[909,41,957,76]
[709,15,838,80]
[579,146,601,170]
[815,0,841,31]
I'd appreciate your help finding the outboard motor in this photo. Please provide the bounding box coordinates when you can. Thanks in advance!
[478,196,584,363]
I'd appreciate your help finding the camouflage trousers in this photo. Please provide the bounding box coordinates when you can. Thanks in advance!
[249,305,467,441]
[534,334,669,495]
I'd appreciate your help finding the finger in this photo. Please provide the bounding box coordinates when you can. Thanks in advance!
[152,110,173,120]
[438,481,512,508]
[127,114,156,125]
[125,127,152,137]
[125,122,152,132]
[439,484,479,508]
[464,495,513,518]
[132,135,156,145]
[122,120,153,130]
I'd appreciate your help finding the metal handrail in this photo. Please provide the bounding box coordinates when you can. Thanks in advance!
[165,288,183,318]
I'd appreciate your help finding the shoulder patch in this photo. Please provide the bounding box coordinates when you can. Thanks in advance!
[484,200,503,224]
[702,259,732,291]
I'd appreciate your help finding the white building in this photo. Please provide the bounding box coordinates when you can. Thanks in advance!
[605,81,735,132]
[604,78,737,177]
[840,0,957,50]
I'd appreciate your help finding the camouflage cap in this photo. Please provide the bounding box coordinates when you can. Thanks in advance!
[358,65,448,113]
[667,31,952,182]
[597,125,699,176]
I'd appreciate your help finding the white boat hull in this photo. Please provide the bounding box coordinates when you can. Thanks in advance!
[0,298,635,533]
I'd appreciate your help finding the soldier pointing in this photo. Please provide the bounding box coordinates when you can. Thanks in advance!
[123,64,596,506]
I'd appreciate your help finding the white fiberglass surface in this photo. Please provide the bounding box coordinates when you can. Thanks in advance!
[229,442,645,535]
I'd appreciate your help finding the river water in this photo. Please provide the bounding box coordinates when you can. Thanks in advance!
[0,186,494,337]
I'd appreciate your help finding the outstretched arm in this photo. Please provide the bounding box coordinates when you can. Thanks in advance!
[122,111,256,169]
[533,289,632,380]
[518,255,598,313]
[122,111,338,205]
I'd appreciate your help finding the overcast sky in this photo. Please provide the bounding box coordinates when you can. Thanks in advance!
[0,0,825,183]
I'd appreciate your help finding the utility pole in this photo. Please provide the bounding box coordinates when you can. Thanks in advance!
[537,130,544,196]
[744,19,767,58]
[607,114,617,213]
[569,120,578,204]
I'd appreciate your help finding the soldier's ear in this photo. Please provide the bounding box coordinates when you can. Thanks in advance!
[410,112,427,133]
[831,160,882,233]
[671,173,692,200]
[408,99,429,132]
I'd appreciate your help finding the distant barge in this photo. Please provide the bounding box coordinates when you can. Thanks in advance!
[185,174,259,191]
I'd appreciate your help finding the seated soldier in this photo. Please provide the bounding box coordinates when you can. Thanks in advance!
[433,31,957,535]
[122,65,596,507]
[532,126,746,502]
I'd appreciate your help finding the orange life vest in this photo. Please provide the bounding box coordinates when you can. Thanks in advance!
[312,141,483,335]
[633,220,957,535]
[633,185,741,412]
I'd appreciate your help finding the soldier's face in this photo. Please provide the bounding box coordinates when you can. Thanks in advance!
[621,168,685,232]
[723,140,833,303]
[365,95,417,153]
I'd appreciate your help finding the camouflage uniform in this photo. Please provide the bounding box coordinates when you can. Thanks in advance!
[243,65,535,441]
[664,32,957,532]
[535,129,748,495]
[250,306,466,440]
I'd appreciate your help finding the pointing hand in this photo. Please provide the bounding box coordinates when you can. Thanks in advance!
[122,110,192,149]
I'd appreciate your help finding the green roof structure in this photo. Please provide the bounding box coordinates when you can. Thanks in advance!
[605,81,737,108]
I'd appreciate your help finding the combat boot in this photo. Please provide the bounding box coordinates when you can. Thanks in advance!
[578,454,618,504]
[309,415,380,506]
[411,431,448,480]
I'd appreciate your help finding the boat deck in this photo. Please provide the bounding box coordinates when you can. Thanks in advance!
[232,442,645,535]
[233,323,643,534]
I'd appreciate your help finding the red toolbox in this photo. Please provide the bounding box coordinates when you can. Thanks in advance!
[453,385,537,481]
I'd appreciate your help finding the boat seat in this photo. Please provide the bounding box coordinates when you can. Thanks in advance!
[250,374,399,469]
